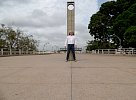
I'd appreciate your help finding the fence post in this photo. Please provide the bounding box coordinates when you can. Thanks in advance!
[94,50,96,54]
[10,49,12,55]
[132,48,134,54]
[1,48,3,55]
[102,49,104,54]
[26,50,28,54]
[33,50,35,54]
[19,49,21,55]
[108,49,110,54]
[115,49,117,54]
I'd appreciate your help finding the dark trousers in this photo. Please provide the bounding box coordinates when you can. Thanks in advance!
[66,44,76,60]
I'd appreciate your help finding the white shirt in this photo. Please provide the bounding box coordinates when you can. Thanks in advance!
[65,35,77,46]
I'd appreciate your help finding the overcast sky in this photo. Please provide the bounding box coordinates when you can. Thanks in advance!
[0,0,111,51]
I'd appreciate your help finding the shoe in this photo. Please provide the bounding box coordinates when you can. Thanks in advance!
[66,60,68,62]
[74,60,77,62]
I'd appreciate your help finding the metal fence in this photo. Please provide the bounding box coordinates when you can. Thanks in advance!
[60,48,82,51]
[59,48,82,53]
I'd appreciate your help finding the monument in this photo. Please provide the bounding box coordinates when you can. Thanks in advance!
[67,0,75,35]
[67,0,75,60]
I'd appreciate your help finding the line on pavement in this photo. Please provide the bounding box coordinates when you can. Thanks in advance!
[70,61,73,100]
[72,67,117,68]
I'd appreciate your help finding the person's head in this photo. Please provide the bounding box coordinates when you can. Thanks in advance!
[69,32,74,36]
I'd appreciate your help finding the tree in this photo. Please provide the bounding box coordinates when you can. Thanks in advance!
[124,26,136,48]
[88,1,122,43]
[87,0,136,49]
[88,12,109,41]
[113,3,136,47]
[0,26,6,48]
[86,40,116,51]
[0,24,38,51]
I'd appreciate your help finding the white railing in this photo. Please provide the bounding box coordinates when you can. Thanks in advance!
[0,49,56,56]
[118,48,136,54]
[0,49,36,56]
[92,49,116,54]
[91,48,136,55]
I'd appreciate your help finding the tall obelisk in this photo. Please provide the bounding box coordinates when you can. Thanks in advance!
[67,0,75,35]
[67,0,75,60]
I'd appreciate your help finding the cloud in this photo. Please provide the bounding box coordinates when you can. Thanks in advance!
[2,9,65,28]
[0,0,32,7]
[0,0,98,50]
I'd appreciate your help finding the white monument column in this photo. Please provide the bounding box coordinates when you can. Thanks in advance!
[67,0,75,61]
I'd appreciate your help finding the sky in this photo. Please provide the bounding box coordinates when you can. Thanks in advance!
[0,0,111,51]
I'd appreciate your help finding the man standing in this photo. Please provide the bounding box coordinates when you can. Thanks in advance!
[65,32,77,62]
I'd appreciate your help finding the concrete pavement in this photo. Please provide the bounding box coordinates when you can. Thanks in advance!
[0,54,136,100]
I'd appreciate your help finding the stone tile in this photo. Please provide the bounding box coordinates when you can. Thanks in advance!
[0,54,136,100]
[72,68,136,84]
[72,84,136,100]
[0,84,71,100]
[0,67,71,84]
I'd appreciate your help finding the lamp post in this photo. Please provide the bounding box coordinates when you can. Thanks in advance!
[43,42,49,52]
[110,34,122,49]
[54,45,59,53]
[113,34,122,48]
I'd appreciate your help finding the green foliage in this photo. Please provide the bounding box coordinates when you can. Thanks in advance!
[87,0,136,49]
[88,12,109,40]
[86,40,116,51]
[124,26,136,47]
[100,1,117,16]
[0,24,38,51]
[113,3,136,47]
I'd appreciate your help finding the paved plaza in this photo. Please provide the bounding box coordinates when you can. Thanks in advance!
[0,54,136,100]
